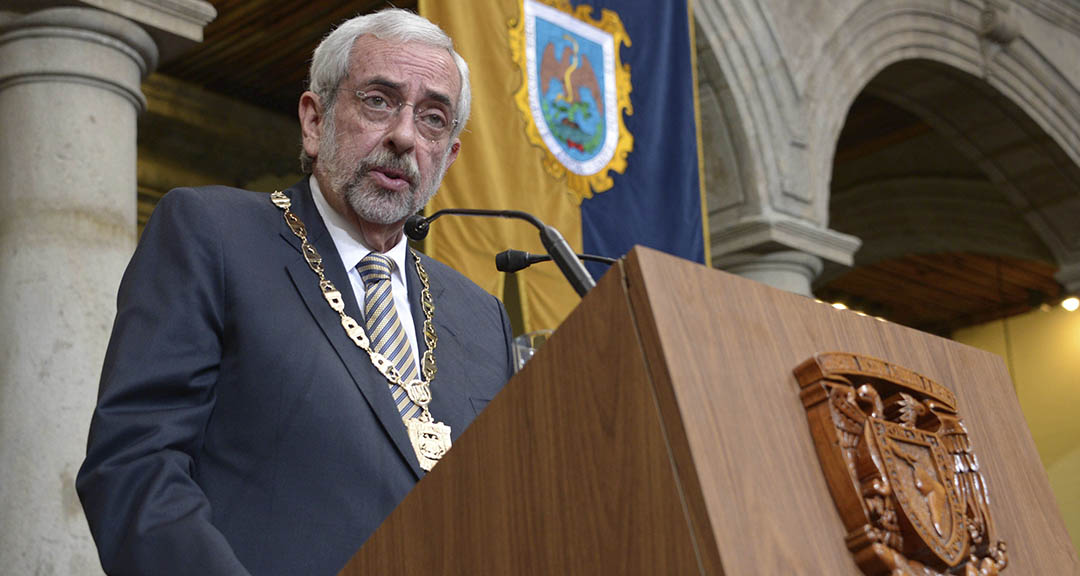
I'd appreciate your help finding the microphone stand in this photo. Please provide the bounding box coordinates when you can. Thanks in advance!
[406,209,597,297]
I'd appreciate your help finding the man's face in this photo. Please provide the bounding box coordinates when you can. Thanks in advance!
[312,35,461,226]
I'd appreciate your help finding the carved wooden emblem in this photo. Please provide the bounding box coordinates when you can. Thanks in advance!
[794,353,1008,575]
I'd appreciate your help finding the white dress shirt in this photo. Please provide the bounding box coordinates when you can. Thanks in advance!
[309,175,420,373]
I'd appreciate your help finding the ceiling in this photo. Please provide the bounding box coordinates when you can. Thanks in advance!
[155,6,1070,336]
[160,0,417,118]
[816,252,1061,335]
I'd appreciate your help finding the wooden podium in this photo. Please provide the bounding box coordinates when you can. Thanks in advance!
[340,247,1077,575]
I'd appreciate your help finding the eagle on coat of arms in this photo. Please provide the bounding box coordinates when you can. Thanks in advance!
[794,353,1009,576]
[510,0,633,203]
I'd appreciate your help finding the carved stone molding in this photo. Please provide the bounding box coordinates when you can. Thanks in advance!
[1014,0,1080,36]
[3,0,216,62]
[0,7,158,110]
[711,215,861,267]
[980,4,1021,46]
[81,0,216,38]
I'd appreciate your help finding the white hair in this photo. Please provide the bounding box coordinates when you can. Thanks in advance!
[300,8,471,173]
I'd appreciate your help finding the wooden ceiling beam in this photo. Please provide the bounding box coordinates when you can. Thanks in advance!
[160,0,414,116]
[171,0,318,82]
[227,2,385,89]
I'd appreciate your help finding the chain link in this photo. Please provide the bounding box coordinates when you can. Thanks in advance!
[271,190,439,406]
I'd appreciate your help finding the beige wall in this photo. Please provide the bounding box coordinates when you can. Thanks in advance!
[953,306,1080,553]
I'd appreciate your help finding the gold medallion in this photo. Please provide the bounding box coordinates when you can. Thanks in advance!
[404,379,432,406]
[406,418,452,471]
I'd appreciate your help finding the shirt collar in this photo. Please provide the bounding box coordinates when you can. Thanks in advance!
[309,175,409,280]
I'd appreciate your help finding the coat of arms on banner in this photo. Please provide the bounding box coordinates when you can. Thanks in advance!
[509,0,633,203]
[794,353,1009,576]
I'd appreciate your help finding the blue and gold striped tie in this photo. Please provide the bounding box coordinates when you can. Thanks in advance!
[358,253,421,420]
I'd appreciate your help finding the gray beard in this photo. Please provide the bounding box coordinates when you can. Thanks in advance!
[322,132,450,225]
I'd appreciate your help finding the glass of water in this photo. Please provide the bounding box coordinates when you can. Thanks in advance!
[512,329,554,372]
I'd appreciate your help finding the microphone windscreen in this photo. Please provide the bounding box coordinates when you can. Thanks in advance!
[495,250,511,272]
[496,250,533,273]
[404,214,429,240]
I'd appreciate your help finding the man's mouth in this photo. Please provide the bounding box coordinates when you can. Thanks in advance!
[367,166,414,191]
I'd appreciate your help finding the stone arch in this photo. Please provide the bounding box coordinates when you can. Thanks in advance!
[805,0,1080,274]
[695,0,808,228]
[696,0,863,277]
[829,57,1080,264]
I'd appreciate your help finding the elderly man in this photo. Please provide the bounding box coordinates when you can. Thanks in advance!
[77,9,514,576]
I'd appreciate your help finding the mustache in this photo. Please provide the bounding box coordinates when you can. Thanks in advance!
[357,150,420,188]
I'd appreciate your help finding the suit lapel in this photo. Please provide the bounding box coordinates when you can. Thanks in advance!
[279,181,423,479]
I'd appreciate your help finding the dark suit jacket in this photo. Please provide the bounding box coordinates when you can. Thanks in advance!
[77,180,514,576]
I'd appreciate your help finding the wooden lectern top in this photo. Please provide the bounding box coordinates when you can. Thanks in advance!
[340,246,1077,575]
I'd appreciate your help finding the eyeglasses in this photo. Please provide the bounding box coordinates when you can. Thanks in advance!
[350,89,458,143]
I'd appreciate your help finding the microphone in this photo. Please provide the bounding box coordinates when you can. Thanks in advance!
[404,209,597,296]
[404,214,431,241]
[495,249,617,273]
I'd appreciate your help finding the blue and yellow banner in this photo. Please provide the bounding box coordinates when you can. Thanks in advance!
[420,0,707,332]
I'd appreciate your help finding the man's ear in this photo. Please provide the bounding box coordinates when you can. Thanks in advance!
[299,91,324,160]
[445,138,461,169]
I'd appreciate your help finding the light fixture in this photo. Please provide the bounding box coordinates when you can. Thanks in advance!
[832,302,848,310]
[1063,296,1079,312]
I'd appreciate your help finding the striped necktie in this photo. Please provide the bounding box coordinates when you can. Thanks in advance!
[358,253,421,420]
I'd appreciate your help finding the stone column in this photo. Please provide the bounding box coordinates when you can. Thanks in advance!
[715,250,824,297]
[0,8,156,574]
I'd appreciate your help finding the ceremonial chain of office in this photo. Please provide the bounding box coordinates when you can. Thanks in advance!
[271,191,450,470]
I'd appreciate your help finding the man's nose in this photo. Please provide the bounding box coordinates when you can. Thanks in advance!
[382,106,418,155]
